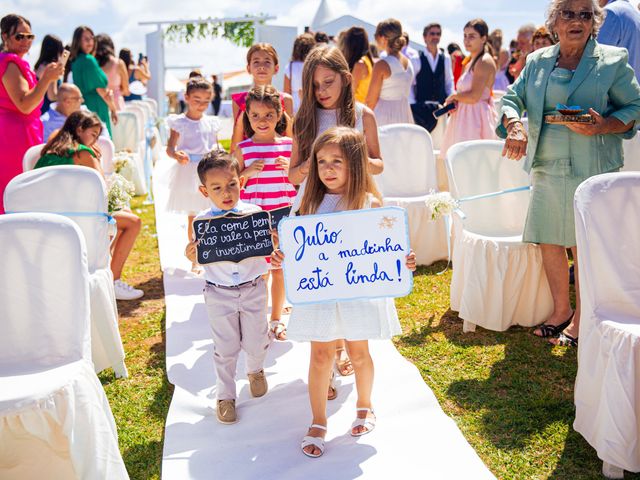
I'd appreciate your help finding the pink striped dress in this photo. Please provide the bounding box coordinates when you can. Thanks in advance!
[238,137,296,211]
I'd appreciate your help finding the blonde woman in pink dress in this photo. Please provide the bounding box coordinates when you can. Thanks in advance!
[440,19,497,160]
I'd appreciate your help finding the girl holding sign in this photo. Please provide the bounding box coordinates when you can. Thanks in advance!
[288,44,386,382]
[272,127,416,458]
[236,85,296,341]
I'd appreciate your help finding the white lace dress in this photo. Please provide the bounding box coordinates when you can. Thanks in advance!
[374,55,415,126]
[286,193,403,342]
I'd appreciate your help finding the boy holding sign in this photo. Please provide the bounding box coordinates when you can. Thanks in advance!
[185,151,270,425]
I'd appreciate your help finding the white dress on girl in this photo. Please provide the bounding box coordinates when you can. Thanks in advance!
[166,114,221,214]
[374,55,415,126]
[291,103,365,214]
[286,193,402,342]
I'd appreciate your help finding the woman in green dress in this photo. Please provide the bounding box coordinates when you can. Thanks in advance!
[497,0,640,346]
[68,26,117,137]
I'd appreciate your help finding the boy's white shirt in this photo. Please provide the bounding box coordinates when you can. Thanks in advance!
[195,200,269,286]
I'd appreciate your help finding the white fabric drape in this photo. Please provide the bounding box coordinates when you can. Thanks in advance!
[0,213,128,479]
[573,172,640,474]
[378,124,448,266]
[4,167,127,377]
[446,140,553,331]
[111,111,147,195]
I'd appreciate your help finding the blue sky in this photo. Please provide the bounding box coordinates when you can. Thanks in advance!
[8,0,550,75]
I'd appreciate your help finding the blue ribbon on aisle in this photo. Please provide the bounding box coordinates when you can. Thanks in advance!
[458,185,531,203]
[6,211,116,225]
[438,185,531,274]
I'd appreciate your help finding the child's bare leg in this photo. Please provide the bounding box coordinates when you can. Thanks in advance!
[345,339,375,434]
[111,210,141,280]
[269,268,288,335]
[304,340,335,456]
[334,338,353,376]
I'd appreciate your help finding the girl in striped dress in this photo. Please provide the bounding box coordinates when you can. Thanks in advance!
[236,85,296,340]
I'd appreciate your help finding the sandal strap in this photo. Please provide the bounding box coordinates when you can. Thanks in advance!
[556,332,578,346]
[310,424,327,431]
[301,436,325,452]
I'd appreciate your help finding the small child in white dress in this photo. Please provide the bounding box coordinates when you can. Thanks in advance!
[166,76,221,270]
[272,126,416,458]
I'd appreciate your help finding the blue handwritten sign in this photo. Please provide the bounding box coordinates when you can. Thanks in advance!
[278,207,412,305]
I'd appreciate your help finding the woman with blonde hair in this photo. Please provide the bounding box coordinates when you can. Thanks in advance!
[366,18,414,125]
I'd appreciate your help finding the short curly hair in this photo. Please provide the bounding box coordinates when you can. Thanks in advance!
[546,0,604,39]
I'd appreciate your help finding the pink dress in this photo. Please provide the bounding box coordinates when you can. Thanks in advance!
[0,53,43,213]
[440,67,497,160]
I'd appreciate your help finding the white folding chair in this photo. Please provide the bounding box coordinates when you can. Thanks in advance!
[4,166,127,377]
[378,124,448,266]
[573,172,640,479]
[111,111,148,195]
[0,213,128,479]
[621,134,640,172]
[446,140,553,332]
[22,143,45,172]
[142,97,158,118]
[97,136,116,176]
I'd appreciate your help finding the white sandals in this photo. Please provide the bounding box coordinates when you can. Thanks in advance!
[351,408,376,437]
[301,424,327,458]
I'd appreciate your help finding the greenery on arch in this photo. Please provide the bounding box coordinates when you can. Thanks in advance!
[165,16,267,48]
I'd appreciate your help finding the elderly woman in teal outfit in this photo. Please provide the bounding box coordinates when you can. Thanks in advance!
[498,0,640,346]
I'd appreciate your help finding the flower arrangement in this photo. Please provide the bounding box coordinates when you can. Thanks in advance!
[113,151,134,174]
[424,190,459,220]
[107,173,135,213]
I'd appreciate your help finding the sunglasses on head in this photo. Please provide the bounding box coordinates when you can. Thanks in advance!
[14,33,35,41]
[560,10,594,21]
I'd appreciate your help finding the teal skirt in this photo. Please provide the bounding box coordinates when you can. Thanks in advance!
[524,160,618,247]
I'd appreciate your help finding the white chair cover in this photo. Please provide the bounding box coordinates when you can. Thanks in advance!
[573,172,640,475]
[124,104,147,140]
[97,136,116,177]
[378,124,448,266]
[0,213,128,480]
[111,111,148,195]
[446,140,553,332]
[431,114,446,152]
[141,97,158,118]
[4,167,127,377]
[22,143,45,172]
[622,134,640,172]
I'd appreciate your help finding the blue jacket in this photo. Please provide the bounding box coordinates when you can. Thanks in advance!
[497,39,640,176]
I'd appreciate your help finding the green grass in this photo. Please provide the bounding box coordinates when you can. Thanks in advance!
[102,198,639,479]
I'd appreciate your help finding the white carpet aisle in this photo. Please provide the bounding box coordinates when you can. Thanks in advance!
[155,154,495,479]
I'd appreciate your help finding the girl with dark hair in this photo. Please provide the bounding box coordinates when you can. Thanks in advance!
[119,47,150,102]
[440,18,498,160]
[284,33,316,113]
[95,34,129,111]
[236,85,296,340]
[0,13,64,213]
[70,26,118,136]
[35,34,64,114]
[35,110,103,169]
[35,109,145,300]
[366,18,414,125]
[338,26,373,103]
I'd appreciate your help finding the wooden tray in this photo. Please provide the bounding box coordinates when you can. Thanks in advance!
[545,114,594,125]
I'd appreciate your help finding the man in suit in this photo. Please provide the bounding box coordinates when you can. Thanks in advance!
[411,23,454,132]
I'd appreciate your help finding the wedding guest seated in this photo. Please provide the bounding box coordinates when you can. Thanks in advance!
[36,110,144,300]
[41,83,108,141]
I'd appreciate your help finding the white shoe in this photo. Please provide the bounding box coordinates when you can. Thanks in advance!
[114,279,144,300]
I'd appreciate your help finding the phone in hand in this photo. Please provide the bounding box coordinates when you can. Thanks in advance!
[59,49,70,68]
[433,102,456,119]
